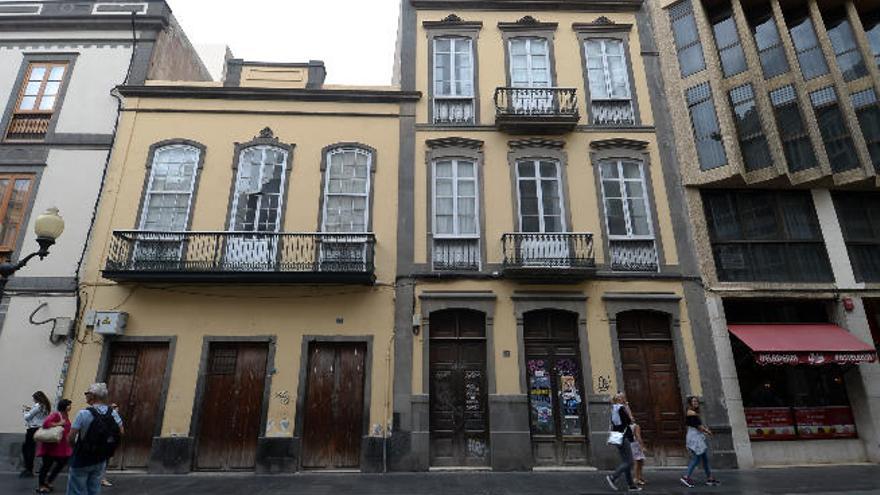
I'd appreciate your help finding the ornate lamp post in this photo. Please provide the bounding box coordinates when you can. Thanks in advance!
[0,207,65,279]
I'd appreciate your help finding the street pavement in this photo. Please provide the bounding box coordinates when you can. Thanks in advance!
[2,465,879,494]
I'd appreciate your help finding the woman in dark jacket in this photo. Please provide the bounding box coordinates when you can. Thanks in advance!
[605,392,640,492]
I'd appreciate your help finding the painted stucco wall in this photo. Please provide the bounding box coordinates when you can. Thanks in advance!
[0,295,75,433]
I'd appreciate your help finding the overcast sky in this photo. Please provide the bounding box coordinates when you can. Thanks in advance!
[166,0,400,85]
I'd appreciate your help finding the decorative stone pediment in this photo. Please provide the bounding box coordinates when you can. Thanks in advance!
[441,13,463,23]
[423,13,483,30]
[516,15,540,25]
[593,16,614,25]
[426,137,484,150]
[508,138,565,150]
[589,138,649,151]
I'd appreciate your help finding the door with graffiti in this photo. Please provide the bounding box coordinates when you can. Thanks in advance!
[429,309,489,467]
[524,309,588,466]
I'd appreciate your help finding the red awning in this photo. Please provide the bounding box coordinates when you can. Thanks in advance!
[729,324,878,366]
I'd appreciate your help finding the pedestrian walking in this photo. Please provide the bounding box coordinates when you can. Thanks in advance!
[21,391,51,478]
[36,399,73,493]
[66,383,123,495]
[680,396,720,488]
[100,403,124,488]
[630,421,647,486]
[605,392,641,492]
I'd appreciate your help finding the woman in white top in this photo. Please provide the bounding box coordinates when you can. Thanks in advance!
[20,391,51,477]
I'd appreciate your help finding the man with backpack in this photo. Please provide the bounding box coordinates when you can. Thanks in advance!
[66,383,124,495]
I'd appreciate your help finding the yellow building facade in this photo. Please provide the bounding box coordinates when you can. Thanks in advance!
[63,0,741,474]
[388,0,735,471]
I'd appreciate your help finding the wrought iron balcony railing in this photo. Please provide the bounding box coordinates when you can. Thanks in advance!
[501,233,595,280]
[609,239,659,272]
[433,238,480,271]
[103,230,376,283]
[494,87,579,133]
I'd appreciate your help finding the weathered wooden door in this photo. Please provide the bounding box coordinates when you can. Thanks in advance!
[618,311,686,466]
[301,342,366,469]
[195,343,268,470]
[429,309,489,467]
[105,342,169,469]
[524,310,588,466]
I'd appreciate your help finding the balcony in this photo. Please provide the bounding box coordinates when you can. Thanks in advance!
[501,233,596,281]
[5,113,51,140]
[494,87,579,134]
[103,231,376,284]
[590,99,635,126]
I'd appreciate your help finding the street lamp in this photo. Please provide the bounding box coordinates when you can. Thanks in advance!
[0,207,65,279]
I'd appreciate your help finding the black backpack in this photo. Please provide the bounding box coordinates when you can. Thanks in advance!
[76,407,121,462]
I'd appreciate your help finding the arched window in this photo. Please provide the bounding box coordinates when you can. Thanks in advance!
[321,146,372,233]
[229,145,289,232]
[139,144,201,232]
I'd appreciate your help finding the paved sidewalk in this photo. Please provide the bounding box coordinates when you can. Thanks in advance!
[2,465,879,494]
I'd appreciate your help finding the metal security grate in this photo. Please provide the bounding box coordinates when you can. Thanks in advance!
[851,88,878,109]
[209,348,237,375]
[109,349,138,375]
[770,85,797,106]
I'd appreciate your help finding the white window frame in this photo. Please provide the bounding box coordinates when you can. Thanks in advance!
[433,37,474,99]
[515,158,567,233]
[320,147,373,234]
[584,38,632,101]
[508,37,552,88]
[598,159,655,241]
[138,144,200,232]
[431,158,480,239]
[228,145,288,233]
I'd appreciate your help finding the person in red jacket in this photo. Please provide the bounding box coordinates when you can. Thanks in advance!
[35,399,73,494]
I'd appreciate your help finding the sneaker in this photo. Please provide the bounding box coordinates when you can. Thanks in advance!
[680,476,695,488]
[627,487,643,492]
[706,478,721,486]
[605,474,618,491]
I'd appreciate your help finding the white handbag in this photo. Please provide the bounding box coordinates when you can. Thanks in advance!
[34,425,63,444]
[607,430,624,446]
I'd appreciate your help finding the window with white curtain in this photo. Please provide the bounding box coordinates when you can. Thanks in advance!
[139,144,200,232]
[433,159,480,270]
[516,159,564,233]
[322,147,372,233]
[135,144,200,262]
[433,37,474,124]
[509,37,551,88]
[599,159,658,271]
[585,38,634,125]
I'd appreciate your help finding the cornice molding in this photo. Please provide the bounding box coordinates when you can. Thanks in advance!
[118,85,422,104]
[0,15,168,32]
[572,17,634,33]
[590,138,649,151]
[422,13,484,29]
[426,136,484,150]
[411,0,643,13]
[508,137,565,150]
[498,15,558,31]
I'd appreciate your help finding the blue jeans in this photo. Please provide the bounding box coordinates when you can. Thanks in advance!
[66,461,105,495]
[610,440,635,487]
[686,451,712,479]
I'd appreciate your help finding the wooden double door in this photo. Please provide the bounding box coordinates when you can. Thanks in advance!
[105,342,170,470]
[523,310,588,466]
[195,342,269,470]
[429,309,489,467]
[617,311,687,466]
[301,342,367,469]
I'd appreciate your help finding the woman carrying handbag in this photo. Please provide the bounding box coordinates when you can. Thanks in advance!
[35,399,73,494]
[605,393,641,492]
